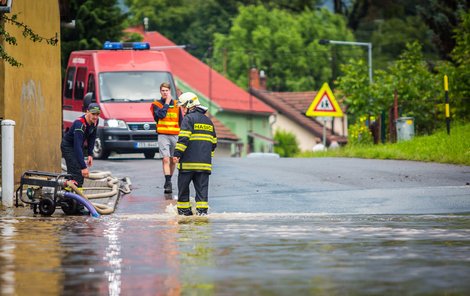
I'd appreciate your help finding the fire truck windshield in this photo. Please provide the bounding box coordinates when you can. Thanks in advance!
[99,71,176,102]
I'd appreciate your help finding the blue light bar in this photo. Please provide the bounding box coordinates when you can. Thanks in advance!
[103,41,150,50]
[132,42,150,50]
[103,41,123,50]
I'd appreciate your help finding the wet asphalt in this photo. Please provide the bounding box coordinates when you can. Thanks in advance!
[96,155,470,215]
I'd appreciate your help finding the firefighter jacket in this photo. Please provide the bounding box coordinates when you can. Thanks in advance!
[174,106,217,173]
[62,115,98,169]
[150,99,181,135]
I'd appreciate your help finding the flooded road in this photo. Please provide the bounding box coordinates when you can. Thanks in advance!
[1,157,469,295]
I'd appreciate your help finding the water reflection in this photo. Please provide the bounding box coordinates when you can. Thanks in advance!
[103,218,122,296]
[177,219,214,295]
[1,219,16,295]
[59,218,102,295]
[1,218,64,295]
[0,213,469,295]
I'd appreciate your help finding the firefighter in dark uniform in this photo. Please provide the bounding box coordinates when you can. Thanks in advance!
[61,103,100,190]
[172,92,217,216]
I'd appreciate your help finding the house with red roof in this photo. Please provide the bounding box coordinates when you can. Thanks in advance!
[127,27,276,156]
[249,69,348,151]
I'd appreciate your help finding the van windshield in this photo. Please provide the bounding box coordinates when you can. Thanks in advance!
[99,71,176,102]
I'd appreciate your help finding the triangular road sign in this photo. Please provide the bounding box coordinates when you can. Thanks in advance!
[306,83,343,117]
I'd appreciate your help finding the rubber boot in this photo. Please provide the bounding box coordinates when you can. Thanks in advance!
[196,208,208,216]
[177,207,193,216]
[196,201,208,216]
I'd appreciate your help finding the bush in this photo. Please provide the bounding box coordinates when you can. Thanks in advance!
[348,120,373,145]
[274,130,300,157]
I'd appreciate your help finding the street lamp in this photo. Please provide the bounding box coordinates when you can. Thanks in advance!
[319,39,377,140]
[319,39,373,84]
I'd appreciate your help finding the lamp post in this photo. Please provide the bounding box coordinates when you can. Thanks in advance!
[319,39,373,84]
[319,39,379,142]
[201,46,213,116]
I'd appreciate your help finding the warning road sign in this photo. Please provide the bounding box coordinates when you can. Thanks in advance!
[306,83,343,117]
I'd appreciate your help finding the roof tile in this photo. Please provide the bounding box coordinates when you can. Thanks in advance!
[141,31,274,114]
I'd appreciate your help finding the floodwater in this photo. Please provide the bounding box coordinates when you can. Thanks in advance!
[1,207,470,295]
[2,157,470,295]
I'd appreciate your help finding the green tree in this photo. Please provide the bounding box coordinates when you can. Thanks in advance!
[437,10,470,122]
[274,129,300,157]
[391,42,440,134]
[61,0,127,71]
[371,16,437,70]
[125,0,324,59]
[417,0,469,59]
[373,42,441,134]
[337,42,441,134]
[212,5,357,91]
[125,0,243,58]
[333,1,441,71]
[335,58,372,123]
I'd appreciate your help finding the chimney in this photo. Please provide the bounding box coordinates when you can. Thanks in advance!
[259,70,267,90]
[143,17,149,32]
[249,68,260,90]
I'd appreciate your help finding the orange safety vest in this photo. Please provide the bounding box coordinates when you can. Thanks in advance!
[150,100,180,135]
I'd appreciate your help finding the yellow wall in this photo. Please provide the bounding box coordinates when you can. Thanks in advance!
[0,0,62,183]
[274,114,319,152]
[274,114,348,152]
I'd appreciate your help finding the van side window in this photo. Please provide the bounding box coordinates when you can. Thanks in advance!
[87,74,95,96]
[74,67,87,100]
[64,67,76,99]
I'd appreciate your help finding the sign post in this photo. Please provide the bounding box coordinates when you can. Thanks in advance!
[316,117,332,147]
[306,83,343,148]
[444,75,450,135]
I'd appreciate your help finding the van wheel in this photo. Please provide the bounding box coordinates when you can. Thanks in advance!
[144,151,155,159]
[93,138,110,160]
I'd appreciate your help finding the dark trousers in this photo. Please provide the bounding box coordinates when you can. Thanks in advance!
[61,142,84,187]
[177,171,209,214]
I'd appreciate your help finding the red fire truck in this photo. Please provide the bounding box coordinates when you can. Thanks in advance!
[62,41,177,159]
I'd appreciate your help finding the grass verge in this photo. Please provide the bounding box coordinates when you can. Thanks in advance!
[298,123,470,166]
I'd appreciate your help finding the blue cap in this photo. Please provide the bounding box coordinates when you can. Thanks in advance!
[87,103,101,114]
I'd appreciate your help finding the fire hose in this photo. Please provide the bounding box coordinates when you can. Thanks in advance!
[12,169,132,217]
[64,171,132,215]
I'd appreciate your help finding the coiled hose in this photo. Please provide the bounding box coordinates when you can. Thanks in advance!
[60,164,132,215]
[65,179,115,215]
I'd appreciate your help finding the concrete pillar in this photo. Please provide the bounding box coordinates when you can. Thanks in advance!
[2,120,15,207]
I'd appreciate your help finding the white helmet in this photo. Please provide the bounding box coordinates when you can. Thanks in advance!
[178,92,200,109]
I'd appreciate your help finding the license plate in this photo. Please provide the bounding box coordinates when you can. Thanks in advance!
[135,142,158,148]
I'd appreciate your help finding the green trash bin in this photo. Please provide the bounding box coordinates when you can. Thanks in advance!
[396,117,415,141]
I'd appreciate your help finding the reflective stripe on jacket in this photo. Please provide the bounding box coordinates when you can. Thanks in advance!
[150,100,180,135]
[174,107,217,173]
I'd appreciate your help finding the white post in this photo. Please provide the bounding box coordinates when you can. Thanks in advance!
[367,42,373,84]
[2,120,15,207]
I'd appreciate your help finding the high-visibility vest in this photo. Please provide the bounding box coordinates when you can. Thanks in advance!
[151,100,180,135]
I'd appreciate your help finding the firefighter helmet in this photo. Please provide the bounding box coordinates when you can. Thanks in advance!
[178,92,200,109]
